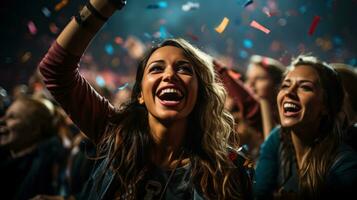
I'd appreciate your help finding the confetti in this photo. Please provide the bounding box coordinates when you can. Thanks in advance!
[117,83,129,91]
[105,44,114,55]
[250,20,270,34]
[239,50,248,58]
[215,17,230,34]
[27,21,37,35]
[308,16,321,35]
[262,7,271,17]
[41,7,51,17]
[55,0,69,11]
[243,0,253,7]
[114,36,124,45]
[96,76,105,87]
[21,52,32,63]
[147,1,168,9]
[243,39,253,49]
[182,2,200,12]
[49,23,59,34]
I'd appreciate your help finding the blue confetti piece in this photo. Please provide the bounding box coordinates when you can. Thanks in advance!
[118,83,129,91]
[333,36,343,46]
[147,1,168,9]
[243,39,253,49]
[144,32,152,39]
[243,0,253,8]
[41,7,51,17]
[158,1,168,8]
[96,76,105,87]
[239,50,248,59]
[105,44,114,55]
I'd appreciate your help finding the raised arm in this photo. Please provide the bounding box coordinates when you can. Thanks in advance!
[39,0,126,142]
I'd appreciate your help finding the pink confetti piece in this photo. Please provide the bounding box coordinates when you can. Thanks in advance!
[49,23,59,34]
[114,37,124,45]
[27,21,37,35]
[262,7,271,17]
[215,17,230,34]
[250,20,270,34]
[308,16,321,35]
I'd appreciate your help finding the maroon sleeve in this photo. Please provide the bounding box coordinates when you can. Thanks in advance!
[38,42,116,142]
[216,67,262,131]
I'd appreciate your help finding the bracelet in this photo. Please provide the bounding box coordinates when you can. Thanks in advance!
[85,1,109,21]
[74,5,104,33]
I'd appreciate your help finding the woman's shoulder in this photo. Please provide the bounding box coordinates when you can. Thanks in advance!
[330,143,357,171]
[325,143,357,196]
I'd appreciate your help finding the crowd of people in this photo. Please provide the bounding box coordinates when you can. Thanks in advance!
[1,0,357,199]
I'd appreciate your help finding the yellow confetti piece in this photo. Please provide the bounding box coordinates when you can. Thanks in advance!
[21,52,32,63]
[215,17,229,34]
[55,0,69,11]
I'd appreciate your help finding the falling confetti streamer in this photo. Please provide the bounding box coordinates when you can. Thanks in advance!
[147,1,168,9]
[27,21,37,35]
[250,20,270,34]
[118,83,129,91]
[215,17,230,34]
[55,0,69,11]
[41,7,51,17]
[243,0,253,7]
[21,52,32,63]
[182,2,200,12]
[308,16,321,35]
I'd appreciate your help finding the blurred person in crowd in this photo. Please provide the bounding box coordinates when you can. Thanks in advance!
[0,97,65,200]
[11,84,29,100]
[245,55,285,139]
[331,63,357,151]
[254,55,357,199]
[112,84,132,108]
[0,87,11,117]
[38,0,253,199]
[214,60,263,161]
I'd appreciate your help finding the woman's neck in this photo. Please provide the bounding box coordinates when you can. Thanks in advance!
[290,126,318,169]
[148,114,187,168]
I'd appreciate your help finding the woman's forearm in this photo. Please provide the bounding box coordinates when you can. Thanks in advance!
[56,0,117,56]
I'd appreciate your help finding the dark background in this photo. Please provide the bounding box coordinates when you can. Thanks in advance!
[1,0,356,92]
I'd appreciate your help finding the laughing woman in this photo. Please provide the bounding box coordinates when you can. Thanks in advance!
[254,56,357,199]
[38,0,252,199]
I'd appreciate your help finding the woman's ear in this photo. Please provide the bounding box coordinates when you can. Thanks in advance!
[138,92,144,104]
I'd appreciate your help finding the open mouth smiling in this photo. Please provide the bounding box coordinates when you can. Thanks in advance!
[282,101,302,116]
[156,87,185,106]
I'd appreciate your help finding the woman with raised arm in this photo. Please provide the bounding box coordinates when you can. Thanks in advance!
[38,0,253,199]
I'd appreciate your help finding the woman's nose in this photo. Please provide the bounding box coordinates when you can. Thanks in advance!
[285,85,298,98]
[162,68,176,82]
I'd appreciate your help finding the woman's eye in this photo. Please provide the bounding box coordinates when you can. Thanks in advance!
[280,84,289,89]
[149,65,163,73]
[177,65,193,74]
[300,85,313,91]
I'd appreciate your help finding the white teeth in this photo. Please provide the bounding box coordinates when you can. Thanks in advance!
[283,103,298,109]
[159,88,182,97]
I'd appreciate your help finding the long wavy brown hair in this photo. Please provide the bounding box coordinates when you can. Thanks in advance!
[96,38,246,199]
[279,55,344,199]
